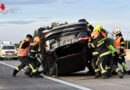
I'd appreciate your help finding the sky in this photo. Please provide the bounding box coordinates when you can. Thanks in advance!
[0,0,130,43]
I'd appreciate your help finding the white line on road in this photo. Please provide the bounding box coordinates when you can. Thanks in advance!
[0,61,92,90]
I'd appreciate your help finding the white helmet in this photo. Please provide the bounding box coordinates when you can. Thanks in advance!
[113,28,121,35]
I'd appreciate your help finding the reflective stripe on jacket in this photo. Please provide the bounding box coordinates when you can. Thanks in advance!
[114,36,126,56]
[17,40,29,56]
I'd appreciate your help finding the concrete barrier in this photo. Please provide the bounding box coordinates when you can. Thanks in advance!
[125,49,130,60]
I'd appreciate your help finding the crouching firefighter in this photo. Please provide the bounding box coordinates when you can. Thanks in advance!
[88,25,112,79]
[96,25,123,78]
[12,34,42,77]
[25,36,43,78]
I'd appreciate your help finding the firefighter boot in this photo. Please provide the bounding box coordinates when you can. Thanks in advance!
[12,69,18,77]
[32,71,43,78]
[117,70,123,78]
[128,70,130,75]
[123,70,130,75]
[24,68,32,77]
[102,72,111,79]
[95,71,101,78]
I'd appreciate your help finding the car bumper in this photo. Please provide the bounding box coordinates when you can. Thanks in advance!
[1,55,18,59]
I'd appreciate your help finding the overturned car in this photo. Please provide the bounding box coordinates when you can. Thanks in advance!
[39,22,90,76]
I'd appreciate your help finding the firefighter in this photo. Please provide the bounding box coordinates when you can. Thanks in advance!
[12,34,43,78]
[88,25,113,79]
[93,25,123,78]
[113,29,130,74]
[30,36,41,72]
[25,36,43,77]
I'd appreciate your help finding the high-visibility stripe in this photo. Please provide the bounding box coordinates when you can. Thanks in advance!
[36,67,39,71]
[124,49,126,52]
[31,50,36,52]
[87,24,91,27]
[116,68,120,72]
[100,63,107,74]
[121,62,128,71]
[115,46,121,49]
[100,51,111,58]
[29,64,37,73]
[1,56,5,58]
[35,54,38,57]
[115,49,120,53]
[118,56,122,59]
[97,41,104,47]
[95,69,100,72]
[107,44,116,52]
[112,54,115,56]
[96,58,100,65]
[98,38,106,43]
[115,48,120,51]
[105,66,110,70]
[91,43,95,48]
[121,46,124,49]
[121,42,125,44]
[92,52,99,55]
[16,67,20,71]
[120,53,126,56]
[18,49,29,51]
[17,52,28,54]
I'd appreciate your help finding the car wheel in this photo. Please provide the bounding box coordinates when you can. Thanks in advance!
[0,57,3,60]
[13,58,18,60]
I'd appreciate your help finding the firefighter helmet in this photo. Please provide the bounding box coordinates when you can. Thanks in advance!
[93,25,103,33]
[113,28,121,35]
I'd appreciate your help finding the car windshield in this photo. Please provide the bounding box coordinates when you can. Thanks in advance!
[2,46,15,49]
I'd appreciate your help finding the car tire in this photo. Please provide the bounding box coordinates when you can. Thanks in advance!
[0,57,3,60]
[13,58,18,60]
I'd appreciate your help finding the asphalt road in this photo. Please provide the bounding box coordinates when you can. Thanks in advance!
[0,60,80,90]
[1,60,130,90]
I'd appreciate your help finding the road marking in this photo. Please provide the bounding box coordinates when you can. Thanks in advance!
[0,61,92,90]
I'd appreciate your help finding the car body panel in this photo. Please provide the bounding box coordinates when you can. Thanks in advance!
[40,22,89,76]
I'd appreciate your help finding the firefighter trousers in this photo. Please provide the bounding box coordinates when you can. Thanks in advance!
[15,56,37,73]
[92,51,112,74]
